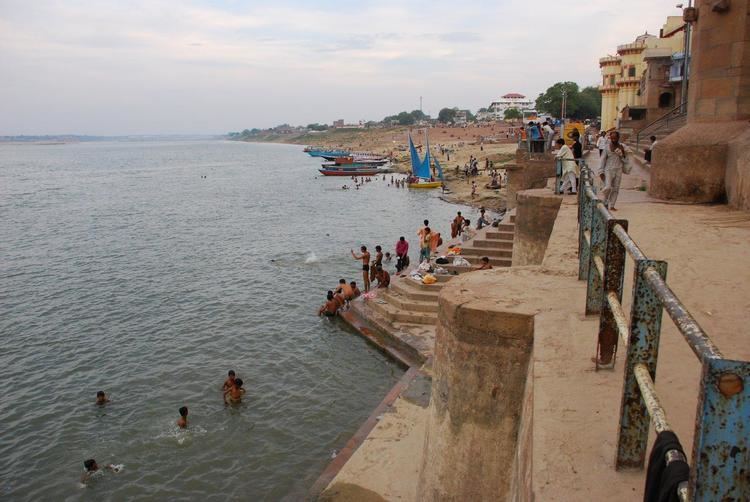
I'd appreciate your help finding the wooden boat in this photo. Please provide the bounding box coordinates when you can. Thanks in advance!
[408,181,442,189]
[318,166,382,176]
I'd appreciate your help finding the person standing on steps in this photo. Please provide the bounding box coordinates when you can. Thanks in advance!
[599,131,627,211]
[555,139,577,195]
[351,246,371,292]
[596,131,608,156]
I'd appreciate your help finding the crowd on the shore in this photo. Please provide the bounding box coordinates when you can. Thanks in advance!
[318,209,499,318]
[342,174,410,190]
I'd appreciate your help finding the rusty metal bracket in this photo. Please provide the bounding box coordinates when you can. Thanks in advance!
[615,259,668,469]
[691,358,750,500]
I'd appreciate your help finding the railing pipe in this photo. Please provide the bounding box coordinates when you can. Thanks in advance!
[642,267,723,362]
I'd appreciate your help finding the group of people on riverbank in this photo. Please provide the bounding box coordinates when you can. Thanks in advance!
[82,370,247,484]
[342,174,409,190]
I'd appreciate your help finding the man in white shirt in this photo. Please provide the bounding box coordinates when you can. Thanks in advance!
[555,139,578,194]
[543,122,555,152]
[596,131,608,156]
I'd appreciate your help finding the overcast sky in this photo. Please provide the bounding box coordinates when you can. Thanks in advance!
[0,0,682,135]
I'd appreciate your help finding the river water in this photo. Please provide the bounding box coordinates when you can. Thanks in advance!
[0,140,474,500]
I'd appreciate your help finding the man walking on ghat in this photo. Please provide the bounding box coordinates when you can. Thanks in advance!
[351,246,371,292]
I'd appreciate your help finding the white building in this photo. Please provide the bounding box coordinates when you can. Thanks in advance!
[488,93,535,120]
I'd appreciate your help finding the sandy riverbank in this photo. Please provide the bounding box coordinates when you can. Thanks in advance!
[242,125,520,212]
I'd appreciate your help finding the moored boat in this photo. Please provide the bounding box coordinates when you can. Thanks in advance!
[318,166,382,176]
[406,133,444,189]
[304,146,350,157]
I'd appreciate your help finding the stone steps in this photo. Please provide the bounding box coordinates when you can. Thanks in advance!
[485,230,515,241]
[390,278,441,302]
[382,290,439,313]
[470,238,513,249]
[457,246,513,259]
[368,296,438,324]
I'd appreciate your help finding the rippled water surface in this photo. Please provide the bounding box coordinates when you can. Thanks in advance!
[0,140,472,500]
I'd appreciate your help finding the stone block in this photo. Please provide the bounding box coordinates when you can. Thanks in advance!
[512,189,563,267]
[649,121,749,203]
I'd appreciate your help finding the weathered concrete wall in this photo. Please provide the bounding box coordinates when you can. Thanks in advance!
[506,150,555,209]
[417,272,534,501]
[510,352,534,502]
[649,0,750,207]
[725,127,750,210]
[512,189,563,266]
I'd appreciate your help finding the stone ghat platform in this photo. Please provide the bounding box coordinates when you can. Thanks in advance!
[313,187,750,500]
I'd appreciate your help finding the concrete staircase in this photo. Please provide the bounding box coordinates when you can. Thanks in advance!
[352,216,516,328]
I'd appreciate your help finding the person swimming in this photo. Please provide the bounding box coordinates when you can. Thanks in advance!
[223,378,245,404]
[80,459,119,483]
[177,406,188,428]
[222,370,236,392]
[95,391,110,405]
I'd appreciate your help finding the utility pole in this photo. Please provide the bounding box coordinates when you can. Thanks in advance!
[561,90,567,120]
[679,0,693,113]
[420,96,423,114]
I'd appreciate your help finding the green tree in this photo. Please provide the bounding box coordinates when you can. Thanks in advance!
[535,81,580,118]
[438,107,457,124]
[504,108,523,121]
[575,86,602,119]
[463,109,476,122]
[306,123,328,131]
[396,111,416,125]
[410,109,427,122]
[477,107,488,113]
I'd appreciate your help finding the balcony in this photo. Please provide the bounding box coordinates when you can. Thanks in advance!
[617,42,647,54]
[599,55,621,66]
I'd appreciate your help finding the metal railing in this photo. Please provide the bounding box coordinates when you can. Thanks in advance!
[635,102,687,151]
[576,164,748,501]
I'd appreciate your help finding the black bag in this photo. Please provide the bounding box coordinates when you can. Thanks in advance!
[435,257,449,265]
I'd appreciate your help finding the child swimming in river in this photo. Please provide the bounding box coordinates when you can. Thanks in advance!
[176,406,188,428]
[223,378,245,405]
[222,370,236,392]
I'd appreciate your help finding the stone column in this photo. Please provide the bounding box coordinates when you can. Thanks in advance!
[417,275,534,501]
[650,0,750,209]
[512,189,563,266]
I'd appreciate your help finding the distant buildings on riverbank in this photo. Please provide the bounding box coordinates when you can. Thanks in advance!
[599,16,688,131]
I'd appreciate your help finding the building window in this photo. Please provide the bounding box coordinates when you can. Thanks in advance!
[628,66,636,78]
[610,76,616,85]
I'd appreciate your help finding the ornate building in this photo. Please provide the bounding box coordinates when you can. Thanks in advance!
[599,17,686,130]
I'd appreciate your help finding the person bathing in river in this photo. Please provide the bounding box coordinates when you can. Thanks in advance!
[451,211,465,238]
[177,406,188,428]
[224,378,245,404]
[350,281,361,298]
[222,370,236,392]
[318,290,339,317]
[350,246,371,292]
[81,459,119,484]
[95,391,110,405]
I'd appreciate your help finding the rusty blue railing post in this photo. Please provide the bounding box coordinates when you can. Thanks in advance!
[615,260,668,469]
[595,219,628,368]
[554,158,562,194]
[691,358,750,500]
[578,165,593,281]
[585,203,607,315]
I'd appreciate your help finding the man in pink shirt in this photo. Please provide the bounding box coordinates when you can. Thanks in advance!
[395,236,409,273]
